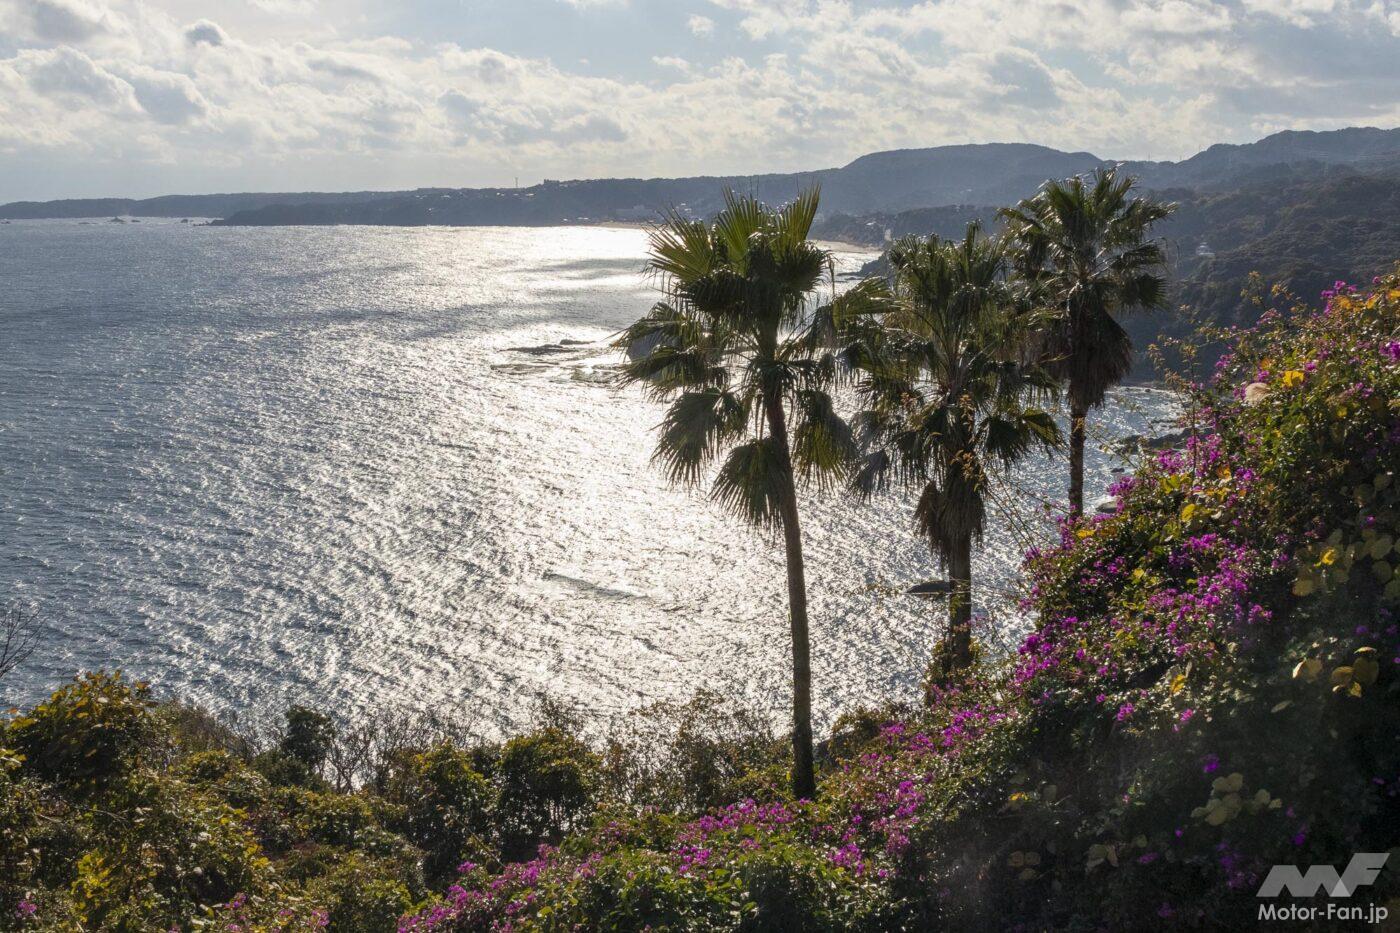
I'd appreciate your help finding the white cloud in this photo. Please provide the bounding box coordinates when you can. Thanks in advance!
[1241,0,1338,26]
[121,64,209,123]
[20,46,136,107]
[26,0,118,42]
[183,19,226,47]
[0,0,1396,199]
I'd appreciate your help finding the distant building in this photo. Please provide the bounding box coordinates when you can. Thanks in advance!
[1195,240,1216,259]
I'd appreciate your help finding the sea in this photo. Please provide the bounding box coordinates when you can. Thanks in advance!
[0,218,1178,735]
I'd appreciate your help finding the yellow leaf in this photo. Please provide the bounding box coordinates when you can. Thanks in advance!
[1318,548,1339,567]
[1181,503,1198,523]
[1281,370,1305,388]
[1354,656,1380,686]
[1212,773,1244,794]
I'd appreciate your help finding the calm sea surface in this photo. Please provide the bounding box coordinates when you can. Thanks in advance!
[0,219,1176,733]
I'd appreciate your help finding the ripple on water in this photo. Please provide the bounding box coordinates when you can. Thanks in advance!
[0,221,1177,734]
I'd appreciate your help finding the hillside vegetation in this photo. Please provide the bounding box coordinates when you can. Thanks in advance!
[4,266,1398,929]
[821,166,1400,367]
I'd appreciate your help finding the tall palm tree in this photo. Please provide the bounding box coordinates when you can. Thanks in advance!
[838,225,1060,675]
[999,169,1174,516]
[614,189,853,800]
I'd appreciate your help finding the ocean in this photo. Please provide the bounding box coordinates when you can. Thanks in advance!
[0,218,1177,734]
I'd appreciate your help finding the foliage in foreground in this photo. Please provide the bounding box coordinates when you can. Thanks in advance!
[3,270,1399,930]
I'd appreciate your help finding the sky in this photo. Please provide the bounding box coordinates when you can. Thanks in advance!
[2,0,1399,201]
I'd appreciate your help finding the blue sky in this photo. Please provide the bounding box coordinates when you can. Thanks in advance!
[2,0,1399,200]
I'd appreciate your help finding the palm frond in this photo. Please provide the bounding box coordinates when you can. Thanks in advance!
[612,302,701,358]
[621,345,726,397]
[711,438,787,530]
[790,389,856,486]
[849,448,893,498]
[647,213,717,286]
[914,464,986,560]
[653,388,750,485]
[981,410,1060,470]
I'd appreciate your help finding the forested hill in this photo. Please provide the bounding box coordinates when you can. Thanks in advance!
[1122,126,1400,190]
[1168,168,1400,328]
[1,142,1097,225]
[5,127,1398,226]
[818,163,1400,343]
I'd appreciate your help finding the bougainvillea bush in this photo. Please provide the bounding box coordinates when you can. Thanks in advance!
[3,270,1398,931]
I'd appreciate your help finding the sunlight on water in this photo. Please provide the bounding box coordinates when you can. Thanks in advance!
[0,220,1178,734]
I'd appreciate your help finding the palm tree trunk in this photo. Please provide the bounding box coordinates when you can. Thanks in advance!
[762,392,817,801]
[1068,405,1087,517]
[946,534,974,671]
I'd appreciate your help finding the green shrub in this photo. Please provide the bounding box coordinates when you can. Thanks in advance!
[155,701,249,758]
[5,672,158,793]
[175,749,272,811]
[281,706,336,775]
[379,742,491,885]
[602,691,788,815]
[303,853,416,932]
[71,772,268,930]
[253,747,324,789]
[493,727,599,861]
[0,749,39,913]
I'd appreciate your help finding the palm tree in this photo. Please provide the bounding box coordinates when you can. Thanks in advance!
[838,225,1060,675]
[999,169,1174,516]
[614,189,853,800]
